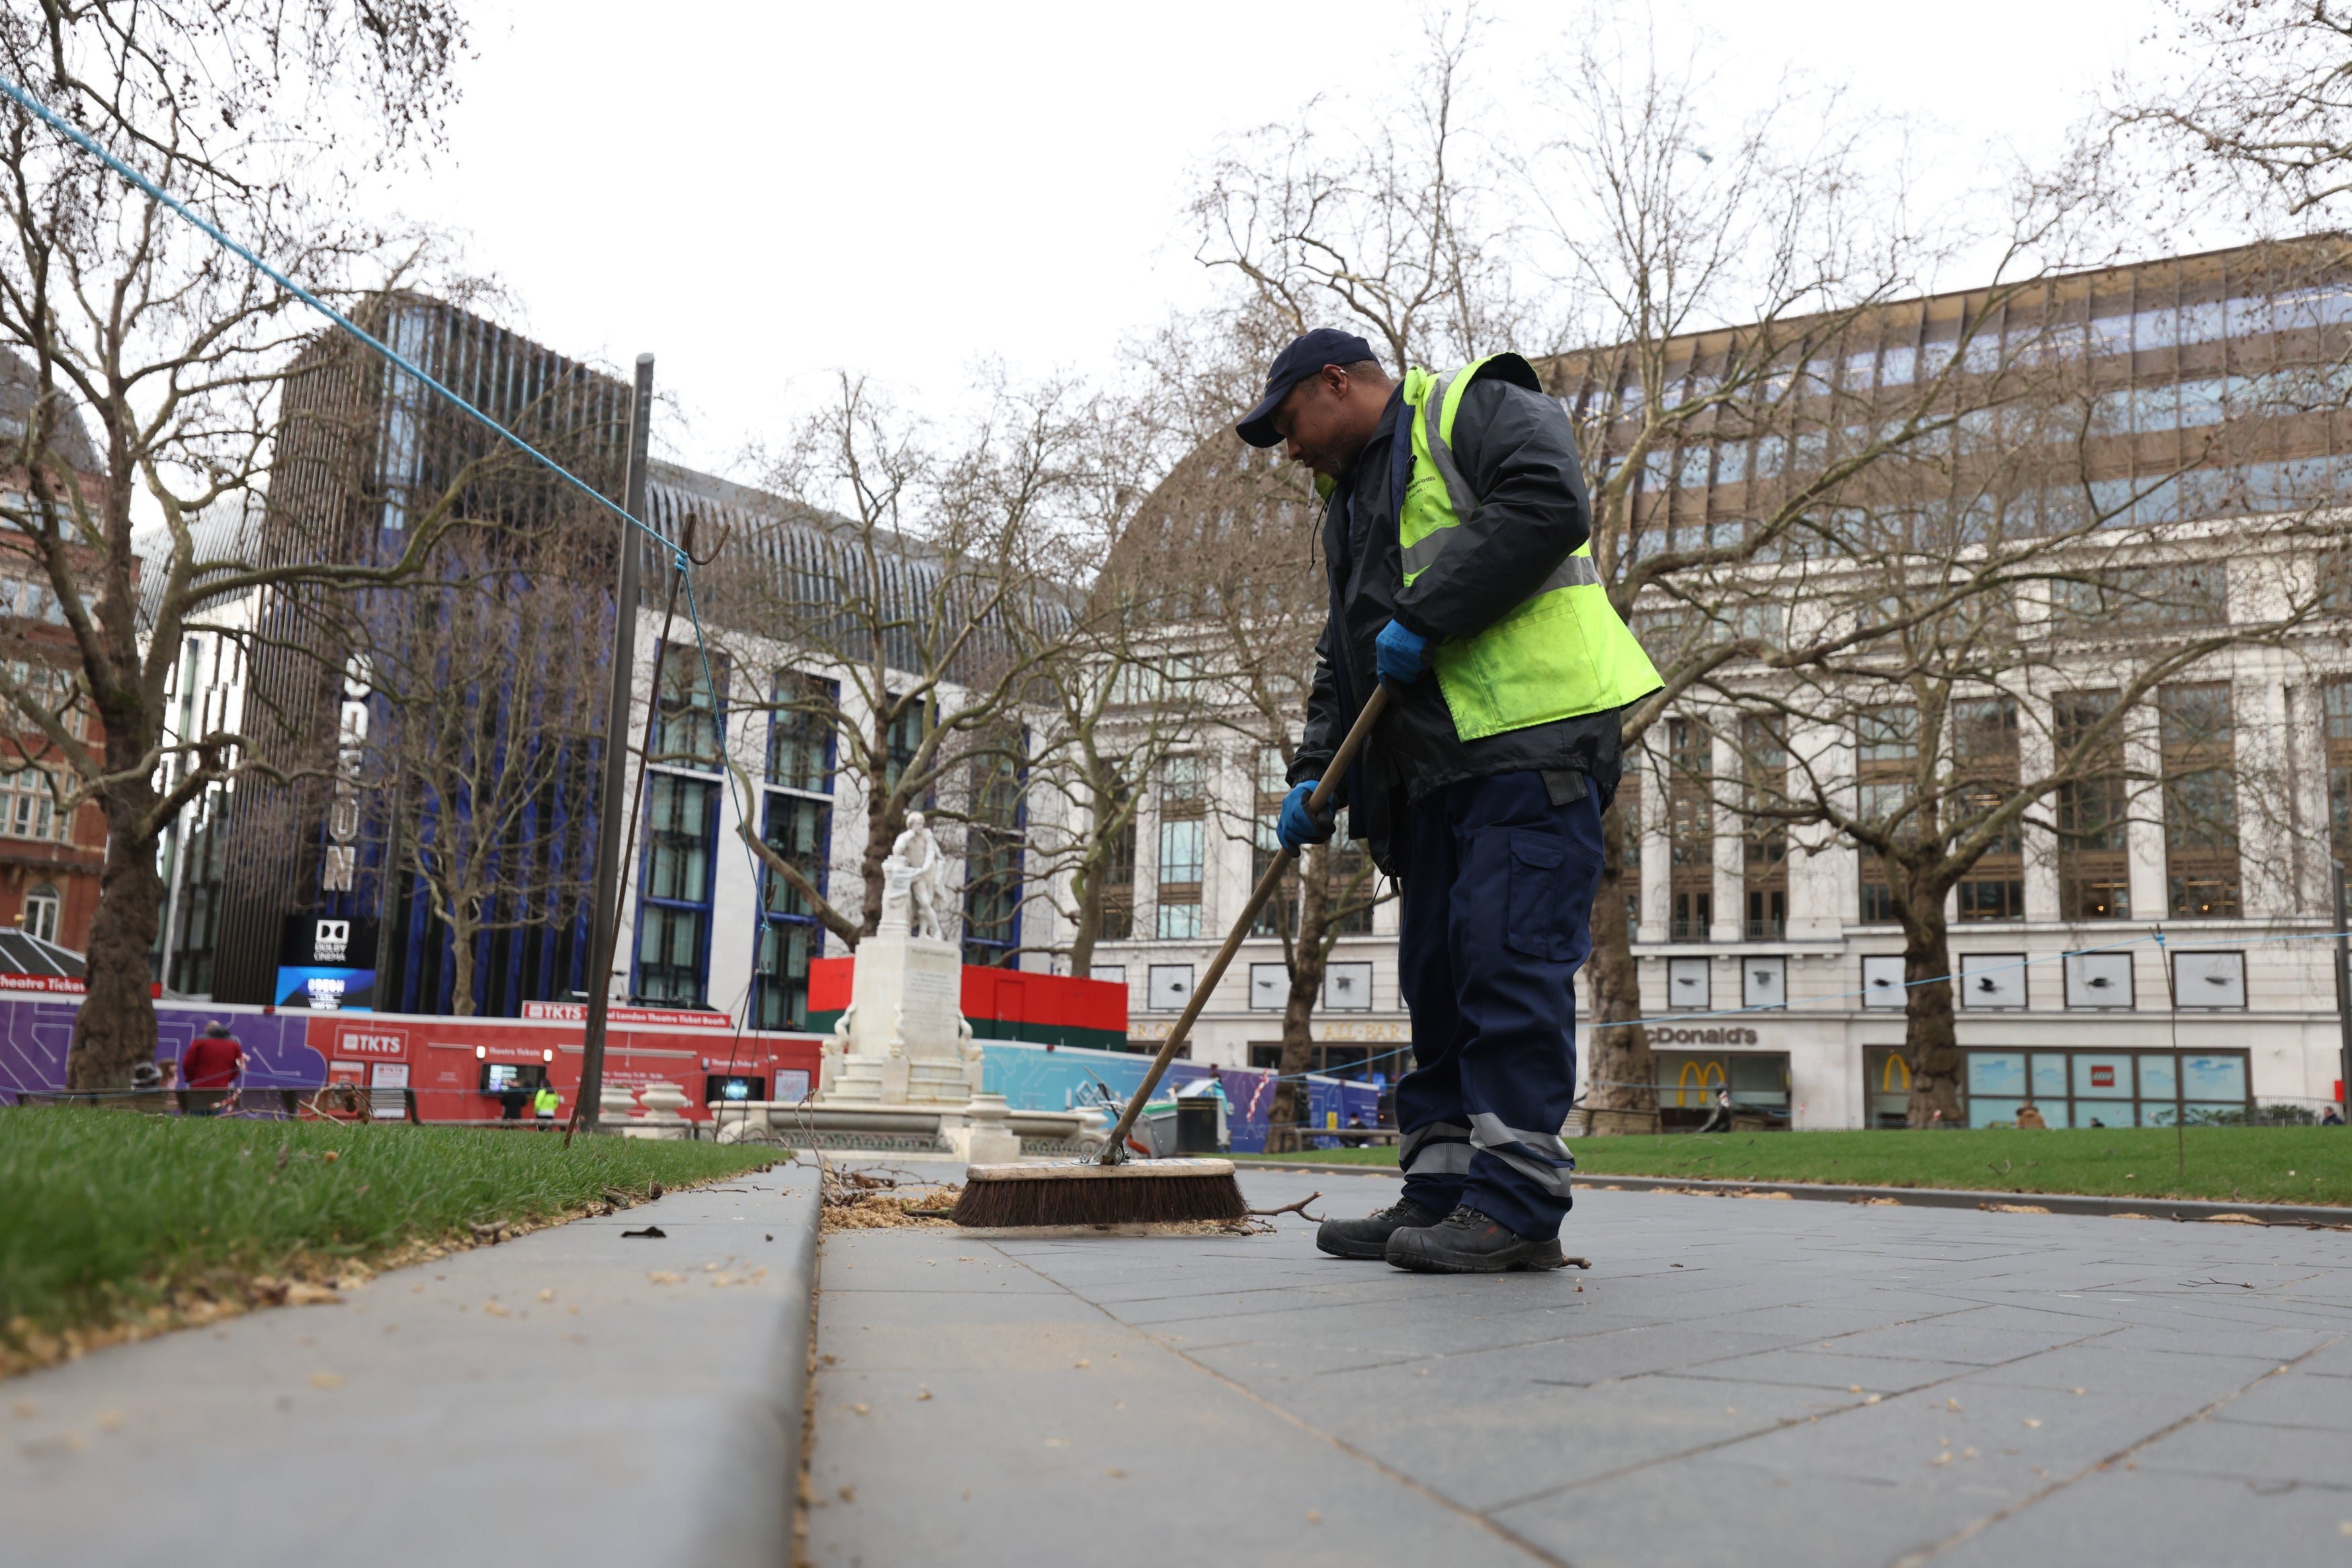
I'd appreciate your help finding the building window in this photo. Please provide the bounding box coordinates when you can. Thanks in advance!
[2327,682,2352,904]
[1855,707,1916,923]
[2054,691,2130,920]
[636,773,716,1005]
[653,642,724,770]
[1740,717,1786,938]
[1954,697,2023,920]
[2160,683,2240,918]
[22,881,58,943]
[766,672,832,792]
[1252,747,1292,939]
[1620,747,1642,933]
[1099,811,1136,942]
[1667,718,1713,939]
[883,697,925,795]
[0,768,65,841]
[1156,755,1204,939]
[755,674,834,1030]
[169,786,228,994]
[1962,1047,2249,1127]
[964,733,1025,967]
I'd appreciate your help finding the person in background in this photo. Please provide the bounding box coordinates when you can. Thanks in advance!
[2322,1104,2344,1127]
[534,1081,560,1130]
[1697,1088,1734,1134]
[2015,1102,2048,1130]
[177,1022,243,1117]
[499,1077,527,1125]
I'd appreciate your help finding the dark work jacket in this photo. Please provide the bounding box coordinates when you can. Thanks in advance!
[1290,373,1623,875]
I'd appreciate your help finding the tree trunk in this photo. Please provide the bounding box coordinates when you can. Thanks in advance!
[1067,851,1102,977]
[1899,883,1964,1126]
[65,783,166,1090]
[1264,844,1334,1152]
[449,915,478,1017]
[859,789,896,943]
[1582,789,1654,1128]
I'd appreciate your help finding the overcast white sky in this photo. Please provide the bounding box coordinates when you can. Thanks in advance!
[377,0,2173,478]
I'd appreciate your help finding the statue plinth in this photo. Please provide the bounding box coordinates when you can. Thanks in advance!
[819,928,976,1109]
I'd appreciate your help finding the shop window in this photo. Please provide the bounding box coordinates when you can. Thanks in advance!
[1864,1046,1912,1127]
[1655,1051,1790,1129]
[1962,1047,2251,1127]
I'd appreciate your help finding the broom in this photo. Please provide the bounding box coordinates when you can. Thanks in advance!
[953,685,1392,1227]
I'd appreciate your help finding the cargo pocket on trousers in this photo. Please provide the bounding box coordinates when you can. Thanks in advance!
[1503,829,1571,961]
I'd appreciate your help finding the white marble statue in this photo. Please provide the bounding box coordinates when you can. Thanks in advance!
[884,811,946,942]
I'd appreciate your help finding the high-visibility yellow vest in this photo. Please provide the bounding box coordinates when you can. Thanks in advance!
[1400,358,1662,740]
[534,1088,559,1115]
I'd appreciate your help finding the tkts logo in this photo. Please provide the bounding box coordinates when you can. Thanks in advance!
[338,1029,405,1058]
[314,919,350,963]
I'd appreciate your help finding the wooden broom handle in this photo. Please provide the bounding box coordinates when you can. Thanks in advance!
[1097,684,1392,1164]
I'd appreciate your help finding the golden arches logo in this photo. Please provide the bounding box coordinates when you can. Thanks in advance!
[1673,1058,1726,1107]
[1880,1054,1912,1094]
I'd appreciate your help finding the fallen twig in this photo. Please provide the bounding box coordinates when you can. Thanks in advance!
[1247,1190,1325,1221]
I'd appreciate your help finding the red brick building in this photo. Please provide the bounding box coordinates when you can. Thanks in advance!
[0,347,112,953]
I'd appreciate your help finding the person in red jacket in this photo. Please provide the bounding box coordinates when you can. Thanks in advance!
[179,1021,243,1117]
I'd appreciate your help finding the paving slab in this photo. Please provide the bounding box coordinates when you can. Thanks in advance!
[2,1160,819,1568]
[808,1166,2352,1567]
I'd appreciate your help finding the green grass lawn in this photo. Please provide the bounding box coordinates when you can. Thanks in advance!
[1247,1126,2352,1207]
[0,1108,784,1368]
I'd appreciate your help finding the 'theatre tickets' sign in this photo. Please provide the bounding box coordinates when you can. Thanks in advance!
[519,1001,735,1031]
[0,974,84,994]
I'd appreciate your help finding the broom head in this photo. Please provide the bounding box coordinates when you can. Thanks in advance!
[950,1158,1247,1228]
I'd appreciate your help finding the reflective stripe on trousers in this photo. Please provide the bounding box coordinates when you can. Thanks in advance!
[1392,770,1601,1240]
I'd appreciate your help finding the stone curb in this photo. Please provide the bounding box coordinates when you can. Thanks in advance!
[1228,1159,2352,1227]
[2,1160,827,1568]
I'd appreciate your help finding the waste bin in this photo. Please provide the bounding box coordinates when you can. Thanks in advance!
[1175,1096,1220,1154]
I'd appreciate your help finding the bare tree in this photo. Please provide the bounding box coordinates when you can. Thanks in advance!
[366,541,606,1016]
[1187,15,2119,1129]
[1189,6,1544,374]
[1701,510,2328,1123]
[0,2,478,1088]
[2115,1,2352,220]
[699,373,1086,951]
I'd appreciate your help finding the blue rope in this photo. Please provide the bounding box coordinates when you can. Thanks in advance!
[0,68,782,1023]
[0,69,669,557]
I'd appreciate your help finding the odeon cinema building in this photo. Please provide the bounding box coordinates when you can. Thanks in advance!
[1087,239,2352,1131]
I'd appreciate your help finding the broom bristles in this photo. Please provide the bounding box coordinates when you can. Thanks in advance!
[950,1160,1247,1227]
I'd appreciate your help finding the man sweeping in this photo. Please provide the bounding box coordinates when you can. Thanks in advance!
[1235,329,1660,1272]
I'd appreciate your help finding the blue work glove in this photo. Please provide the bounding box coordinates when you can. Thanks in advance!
[1376,619,1428,686]
[1277,781,1336,851]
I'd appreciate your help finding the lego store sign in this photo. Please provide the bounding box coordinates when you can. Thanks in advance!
[2089,1064,2117,1088]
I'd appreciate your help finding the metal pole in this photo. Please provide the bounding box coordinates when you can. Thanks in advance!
[2335,861,2351,1125]
[577,354,653,1135]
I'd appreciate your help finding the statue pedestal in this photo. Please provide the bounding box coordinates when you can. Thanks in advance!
[821,930,971,1108]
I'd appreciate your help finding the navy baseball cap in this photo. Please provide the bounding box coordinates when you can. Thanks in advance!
[1235,329,1380,447]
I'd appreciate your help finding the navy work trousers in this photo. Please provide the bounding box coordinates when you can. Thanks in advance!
[1393,770,1601,1240]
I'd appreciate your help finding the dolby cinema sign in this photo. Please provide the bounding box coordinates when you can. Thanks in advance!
[276,915,380,1012]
